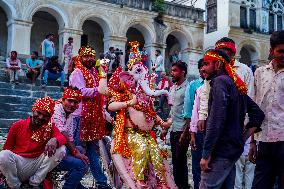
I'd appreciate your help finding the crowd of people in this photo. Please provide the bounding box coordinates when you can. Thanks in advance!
[0,30,283,189]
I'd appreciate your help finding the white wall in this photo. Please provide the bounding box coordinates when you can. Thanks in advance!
[203,0,230,50]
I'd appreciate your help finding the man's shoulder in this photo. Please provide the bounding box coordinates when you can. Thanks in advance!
[10,119,28,130]
[212,75,233,86]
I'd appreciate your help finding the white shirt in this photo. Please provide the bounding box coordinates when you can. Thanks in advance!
[154,55,165,72]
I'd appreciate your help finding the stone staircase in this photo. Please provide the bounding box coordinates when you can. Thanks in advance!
[0,59,64,132]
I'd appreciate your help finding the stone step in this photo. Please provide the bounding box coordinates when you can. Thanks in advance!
[0,109,31,120]
[0,103,32,112]
[0,81,63,93]
[0,95,37,105]
[0,118,19,128]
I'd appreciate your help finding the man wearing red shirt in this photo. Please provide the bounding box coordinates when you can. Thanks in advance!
[0,97,66,189]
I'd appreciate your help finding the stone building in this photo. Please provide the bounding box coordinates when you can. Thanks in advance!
[203,0,284,66]
[0,0,205,76]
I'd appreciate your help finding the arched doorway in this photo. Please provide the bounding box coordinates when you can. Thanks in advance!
[239,44,259,72]
[0,6,8,57]
[81,20,104,55]
[126,27,145,66]
[165,34,181,72]
[31,11,59,57]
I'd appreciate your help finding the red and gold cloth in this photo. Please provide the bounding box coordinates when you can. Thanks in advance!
[32,96,55,116]
[62,88,82,102]
[215,41,236,65]
[31,97,55,142]
[74,55,106,141]
[204,50,248,94]
[215,41,236,56]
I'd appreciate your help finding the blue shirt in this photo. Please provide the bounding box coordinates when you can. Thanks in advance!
[42,39,55,58]
[26,58,42,68]
[169,80,189,132]
[183,78,204,119]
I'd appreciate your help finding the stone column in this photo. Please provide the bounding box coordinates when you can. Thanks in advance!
[144,42,166,70]
[186,47,203,78]
[7,19,33,56]
[104,35,127,68]
[58,28,83,61]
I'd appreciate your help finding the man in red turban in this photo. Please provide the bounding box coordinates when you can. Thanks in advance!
[0,97,66,189]
[52,88,90,189]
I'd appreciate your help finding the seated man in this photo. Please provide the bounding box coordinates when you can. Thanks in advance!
[52,88,89,189]
[43,56,65,89]
[26,51,43,85]
[0,97,66,189]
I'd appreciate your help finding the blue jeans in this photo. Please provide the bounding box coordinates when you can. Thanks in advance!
[199,157,236,189]
[156,71,162,85]
[191,132,204,189]
[73,117,108,187]
[158,95,167,112]
[57,147,88,189]
[43,70,65,86]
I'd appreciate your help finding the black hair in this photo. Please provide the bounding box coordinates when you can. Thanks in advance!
[109,47,114,51]
[46,33,54,39]
[216,37,235,45]
[172,60,188,76]
[197,58,204,69]
[99,53,105,59]
[50,56,58,63]
[31,51,38,57]
[270,30,284,49]
[156,49,161,54]
[11,51,17,56]
[68,37,73,41]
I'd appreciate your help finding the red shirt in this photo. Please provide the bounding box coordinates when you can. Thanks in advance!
[3,117,66,158]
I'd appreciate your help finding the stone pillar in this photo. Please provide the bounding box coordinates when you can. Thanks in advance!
[7,19,33,56]
[58,28,83,61]
[104,35,127,68]
[186,48,203,78]
[144,42,166,70]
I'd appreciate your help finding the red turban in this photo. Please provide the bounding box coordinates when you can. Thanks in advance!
[62,88,82,102]
[215,41,236,56]
[204,50,247,94]
[32,97,55,116]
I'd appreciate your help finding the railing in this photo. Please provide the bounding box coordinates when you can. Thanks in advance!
[98,0,204,21]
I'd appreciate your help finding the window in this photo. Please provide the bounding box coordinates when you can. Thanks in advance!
[269,13,275,34]
[277,15,283,30]
[249,9,256,29]
[240,6,248,28]
[206,0,217,33]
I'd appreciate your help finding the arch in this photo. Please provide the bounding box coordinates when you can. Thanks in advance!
[123,20,155,45]
[23,3,69,29]
[238,42,260,65]
[237,39,260,58]
[0,0,17,20]
[163,29,193,50]
[75,11,113,37]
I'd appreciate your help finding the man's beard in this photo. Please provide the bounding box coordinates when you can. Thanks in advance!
[82,60,94,69]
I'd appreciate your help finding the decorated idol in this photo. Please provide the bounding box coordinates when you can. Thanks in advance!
[105,41,176,189]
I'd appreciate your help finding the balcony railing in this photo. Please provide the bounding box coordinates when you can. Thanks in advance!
[98,0,204,21]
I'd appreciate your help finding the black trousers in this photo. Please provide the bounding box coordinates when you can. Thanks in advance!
[170,131,190,189]
[252,141,284,189]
